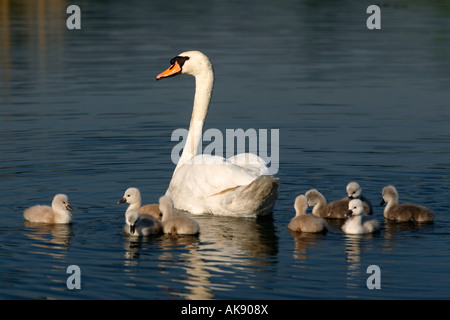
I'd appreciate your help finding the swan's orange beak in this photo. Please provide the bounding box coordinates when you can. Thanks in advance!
[156,61,182,80]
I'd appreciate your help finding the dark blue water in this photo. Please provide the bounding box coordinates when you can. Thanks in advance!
[1,0,450,300]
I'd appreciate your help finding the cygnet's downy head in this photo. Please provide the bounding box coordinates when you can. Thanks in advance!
[380,185,398,205]
[346,199,364,217]
[294,194,308,216]
[305,189,323,207]
[52,194,74,212]
[126,209,140,234]
[346,182,362,199]
[158,195,174,221]
[118,187,141,205]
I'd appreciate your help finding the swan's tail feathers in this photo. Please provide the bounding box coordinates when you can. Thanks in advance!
[222,175,279,217]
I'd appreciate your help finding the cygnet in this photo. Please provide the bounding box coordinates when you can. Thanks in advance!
[118,187,161,220]
[159,195,200,235]
[327,181,373,218]
[288,195,328,233]
[24,194,74,224]
[342,199,380,234]
[381,185,434,223]
[124,208,162,236]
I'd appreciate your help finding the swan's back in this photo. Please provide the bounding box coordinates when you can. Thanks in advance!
[139,204,162,220]
[387,203,434,222]
[288,215,328,233]
[24,205,57,224]
[326,198,349,219]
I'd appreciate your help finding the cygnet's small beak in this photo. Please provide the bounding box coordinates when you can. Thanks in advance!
[380,199,386,206]
[129,224,135,234]
[156,61,182,80]
[117,198,127,205]
[346,210,353,217]
[66,204,74,211]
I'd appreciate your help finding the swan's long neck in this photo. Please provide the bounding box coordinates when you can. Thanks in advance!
[175,70,214,172]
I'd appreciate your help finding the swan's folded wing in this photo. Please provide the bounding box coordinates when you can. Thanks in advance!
[227,153,270,176]
[167,155,266,214]
[171,155,258,195]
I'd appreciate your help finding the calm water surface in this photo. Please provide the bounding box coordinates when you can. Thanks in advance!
[1,0,450,299]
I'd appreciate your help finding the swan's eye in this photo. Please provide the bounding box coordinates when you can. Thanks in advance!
[127,194,130,197]
[170,56,190,68]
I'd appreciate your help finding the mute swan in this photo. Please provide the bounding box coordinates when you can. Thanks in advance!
[117,187,162,220]
[123,209,162,236]
[342,199,380,234]
[288,195,328,233]
[381,185,434,223]
[156,51,278,217]
[24,194,74,224]
[159,195,200,235]
[327,182,373,218]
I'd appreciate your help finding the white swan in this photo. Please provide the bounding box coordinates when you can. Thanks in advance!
[159,195,200,235]
[117,187,161,220]
[381,185,434,223]
[288,195,328,233]
[342,199,380,234]
[156,51,278,217]
[24,194,74,224]
[123,209,162,236]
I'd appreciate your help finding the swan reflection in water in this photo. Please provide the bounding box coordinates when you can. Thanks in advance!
[122,214,278,299]
[343,233,380,294]
[23,221,73,259]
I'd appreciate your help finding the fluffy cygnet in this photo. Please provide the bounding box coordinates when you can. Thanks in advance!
[124,208,162,236]
[159,195,200,235]
[342,199,380,234]
[288,195,328,233]
[118,187,161,220]
[381,185,434,223]
[24,194,74,224]
[327,182,373,218]
[304,189,328,218]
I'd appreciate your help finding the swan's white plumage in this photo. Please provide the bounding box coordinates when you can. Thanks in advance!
[158,51,278,217]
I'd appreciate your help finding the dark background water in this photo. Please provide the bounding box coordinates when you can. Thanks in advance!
[1,0,449,299]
